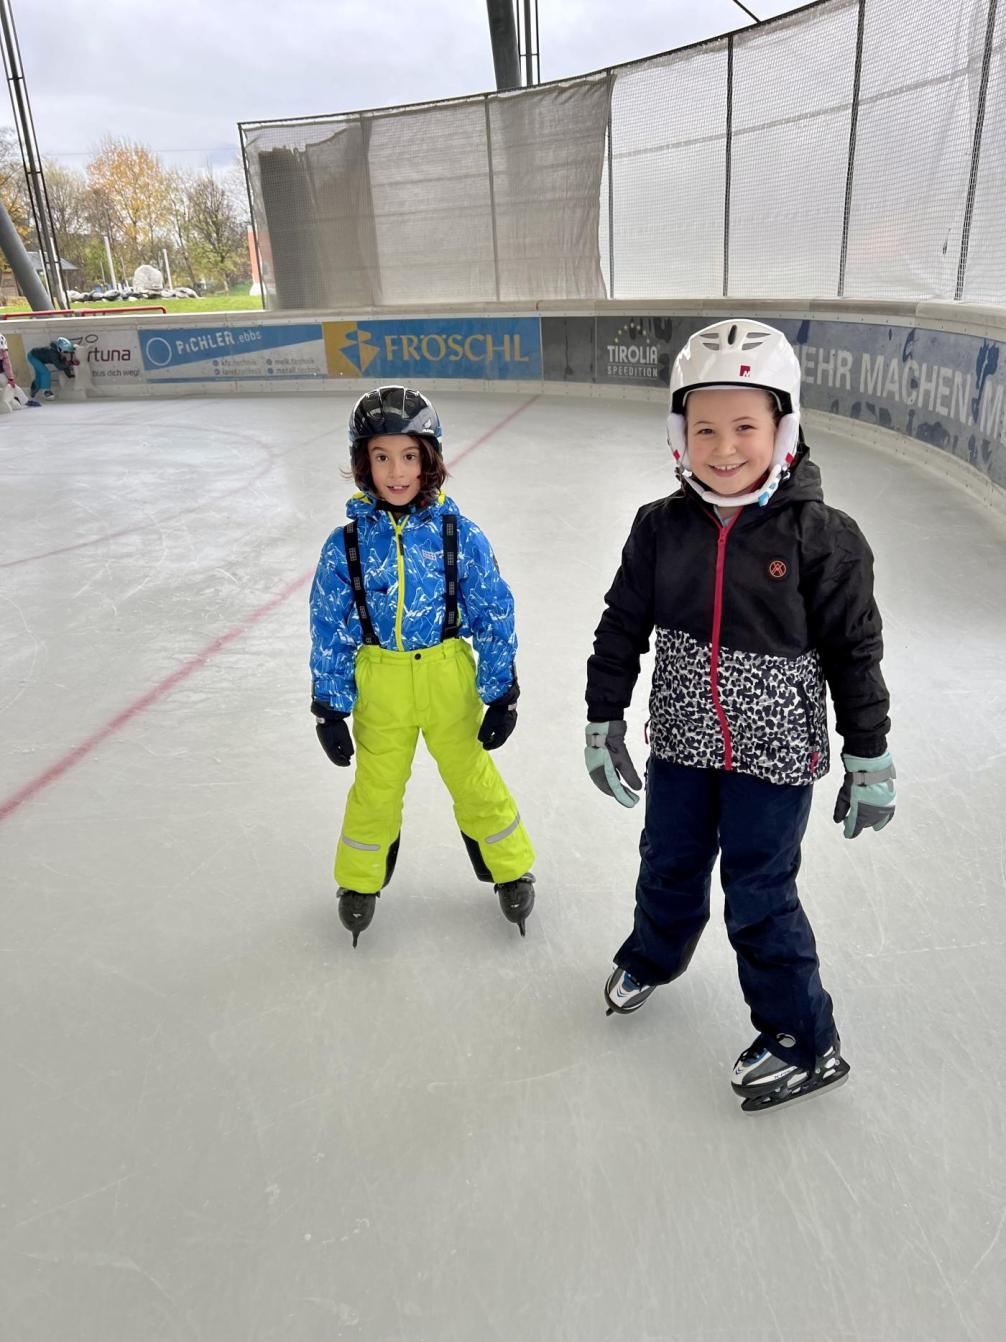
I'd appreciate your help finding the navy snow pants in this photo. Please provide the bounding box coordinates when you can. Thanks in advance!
[615,756,835,1067]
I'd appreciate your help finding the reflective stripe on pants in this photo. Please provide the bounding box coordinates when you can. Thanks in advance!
[334,639,534,892]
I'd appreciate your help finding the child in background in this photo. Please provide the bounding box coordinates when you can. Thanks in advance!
[310,386,536,946]
[0,333,33,410]
[27,335,76,400]
[585,320,895,1113]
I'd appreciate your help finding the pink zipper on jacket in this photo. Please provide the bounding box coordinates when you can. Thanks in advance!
[709,513,741,770]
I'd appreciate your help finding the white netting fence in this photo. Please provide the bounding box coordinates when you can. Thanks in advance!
[241,0,1005,309]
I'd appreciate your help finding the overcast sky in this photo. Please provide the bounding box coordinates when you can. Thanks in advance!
[8,0,808,173]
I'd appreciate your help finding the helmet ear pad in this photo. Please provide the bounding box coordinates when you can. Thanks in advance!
[774,413,800,473]
[666,410,687,467]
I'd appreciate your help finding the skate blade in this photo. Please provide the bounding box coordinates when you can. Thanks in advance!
[740,1066,850,1115]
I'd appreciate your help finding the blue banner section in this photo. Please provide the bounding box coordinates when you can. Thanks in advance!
[323,317,541,381]
[771,318,1006,490]
[139,323,324,372]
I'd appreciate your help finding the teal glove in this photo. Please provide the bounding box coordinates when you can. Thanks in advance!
[585,721,642,808]
[833,751,896,839]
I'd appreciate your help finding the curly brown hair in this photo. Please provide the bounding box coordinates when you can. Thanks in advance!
[347,434,449,506]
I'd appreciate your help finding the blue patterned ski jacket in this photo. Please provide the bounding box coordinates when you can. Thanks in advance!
[310,492,518,713]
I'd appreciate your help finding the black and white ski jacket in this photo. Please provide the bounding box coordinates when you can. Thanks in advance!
[586,444,890,788]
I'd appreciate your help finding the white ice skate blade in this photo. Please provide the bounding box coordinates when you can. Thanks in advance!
[739,1068,850,1115]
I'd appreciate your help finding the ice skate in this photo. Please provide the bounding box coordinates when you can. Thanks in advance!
[604,965,656,1015]
[495,873,534,935]
[338,888,378,948]
[731,1034,850,1114]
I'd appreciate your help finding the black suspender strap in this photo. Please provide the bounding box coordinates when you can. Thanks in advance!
[441,514,459,640]
[346,514,458,647]
[343,520,379,646]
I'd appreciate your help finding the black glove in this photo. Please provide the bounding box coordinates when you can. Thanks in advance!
[312,699,353,767]
[477,682,519,751]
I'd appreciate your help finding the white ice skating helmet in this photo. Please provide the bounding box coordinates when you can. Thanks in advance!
[667,320,802,508]
[0,333,7,351]
[55,336,74,353]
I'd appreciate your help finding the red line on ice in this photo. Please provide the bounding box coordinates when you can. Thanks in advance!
[0,395,538,822]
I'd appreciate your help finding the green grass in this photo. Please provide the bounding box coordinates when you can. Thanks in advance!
[2,291,266,317]
[126,293,266,314]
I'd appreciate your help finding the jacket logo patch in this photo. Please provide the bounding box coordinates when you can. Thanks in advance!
[768,558,788,580]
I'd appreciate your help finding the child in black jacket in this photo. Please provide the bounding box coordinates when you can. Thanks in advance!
[585,319,895,1114]
[27,336,77,400]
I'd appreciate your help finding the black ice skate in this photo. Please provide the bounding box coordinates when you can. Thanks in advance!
[338,888,378,948]
[495,873,535,936]
[731,1034,850,1114]
[604,965,656,1016]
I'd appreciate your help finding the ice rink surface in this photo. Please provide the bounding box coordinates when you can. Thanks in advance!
[3,390,1005,1342]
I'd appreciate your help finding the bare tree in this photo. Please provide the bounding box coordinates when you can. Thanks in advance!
[180,167,250,291]
[41,160,89,267]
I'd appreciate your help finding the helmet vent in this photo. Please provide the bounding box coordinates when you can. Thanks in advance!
[700,337,721,350]
[741,338,766,350]
[727,324,738,345]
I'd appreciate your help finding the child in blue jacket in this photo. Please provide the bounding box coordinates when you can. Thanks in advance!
[310,386,536,946]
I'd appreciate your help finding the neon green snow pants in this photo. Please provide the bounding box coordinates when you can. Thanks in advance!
[335,639,535,894]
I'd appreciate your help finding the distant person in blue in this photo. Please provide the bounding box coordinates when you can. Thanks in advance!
[28,336,77,400]
[309,386,536,947]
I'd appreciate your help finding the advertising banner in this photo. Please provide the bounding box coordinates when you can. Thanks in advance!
[138,322,327,381]
[72,326,144,389]
[772,318,1006,489]
[323,317,541,381]
[594,316,684,388]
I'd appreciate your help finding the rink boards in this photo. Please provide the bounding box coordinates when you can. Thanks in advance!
[4,298,1006,498]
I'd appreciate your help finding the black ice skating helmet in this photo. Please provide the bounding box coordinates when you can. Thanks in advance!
[348,386,443,456]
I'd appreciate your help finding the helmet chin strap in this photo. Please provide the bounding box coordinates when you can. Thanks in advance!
[680,462,785,509]
[667,413,800,509]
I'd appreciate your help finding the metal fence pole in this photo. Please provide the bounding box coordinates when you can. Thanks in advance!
[607,70,615,299]
[956,0,998,301]
[484,97,501,302]
[837,0,866,298]
[0,0,66,307]
[723,35,734,297]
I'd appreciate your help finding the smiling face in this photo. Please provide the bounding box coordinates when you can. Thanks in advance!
[685,388,779,497]
[366,434,423,507]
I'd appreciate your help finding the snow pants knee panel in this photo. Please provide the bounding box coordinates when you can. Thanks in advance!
[334,640,534,893]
